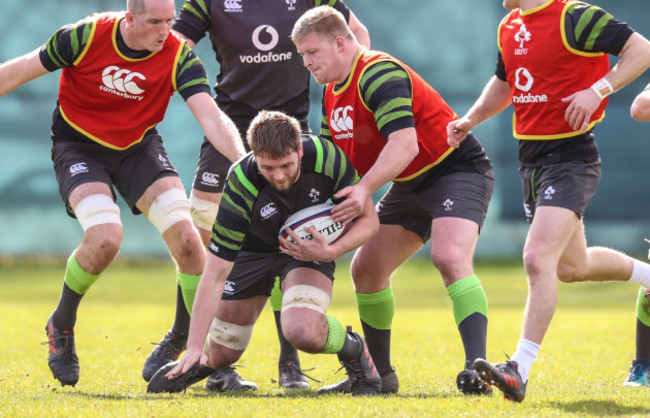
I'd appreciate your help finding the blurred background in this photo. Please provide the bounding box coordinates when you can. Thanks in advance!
[0,0,648,258]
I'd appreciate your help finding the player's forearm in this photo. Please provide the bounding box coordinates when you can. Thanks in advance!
[0,49,49,98]
[357,128,419,195]
[204,115,246,163]
[463,75,512,129]
[606,33,650,93]
[186,256,231,350]
[325,197,378,260]
[188,93,246,162]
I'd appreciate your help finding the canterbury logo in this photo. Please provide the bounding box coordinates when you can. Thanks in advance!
[69,162,88,175]
[101,65,146,95]
[201,172,220,186]
[252,25,279,52]
[329,105,354,132]
[224,0,242,12]
[260,203,277,219]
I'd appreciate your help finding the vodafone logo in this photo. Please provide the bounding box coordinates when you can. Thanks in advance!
[514,67,533,92]
[329,106,354,140]
[252,25,279,52]
[100,66,146,100]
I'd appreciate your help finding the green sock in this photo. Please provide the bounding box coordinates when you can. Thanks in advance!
[320,315,346,354]
[269,278,283,312]
[446,275,488,326]
[637,287,650,327]
[177,272,200,314]
[63,253,101,294]
[357,285,395,330]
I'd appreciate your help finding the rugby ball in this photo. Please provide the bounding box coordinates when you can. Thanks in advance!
[279,202,350,245]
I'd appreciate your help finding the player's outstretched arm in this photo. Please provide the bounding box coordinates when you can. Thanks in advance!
[0,49,49,98]
[186,92,247,163]
[168,253,234,378]
[448,75,511,148]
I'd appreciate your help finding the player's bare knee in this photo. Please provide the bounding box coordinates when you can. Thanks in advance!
[166,222,204,263]
[522,250,548,278]
[283,320,322,353]
[430,249,466,280]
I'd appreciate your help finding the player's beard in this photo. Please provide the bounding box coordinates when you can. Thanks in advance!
[270,166,301,192]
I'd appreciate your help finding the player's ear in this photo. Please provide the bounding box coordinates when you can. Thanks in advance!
[298,143,303,159]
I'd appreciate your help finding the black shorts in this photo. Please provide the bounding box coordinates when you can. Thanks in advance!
[519,161,601,223]
[192,99,310,194]
[377,171,494,242]
[51,129,178,217]
[220,251,335,300]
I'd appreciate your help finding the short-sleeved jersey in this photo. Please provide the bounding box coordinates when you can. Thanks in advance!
[172,0,351,114]
[494,0,634,165]
[321,50,457,182]
[39,12,211,149]
[498,0,611,140]
[209,135,360,261]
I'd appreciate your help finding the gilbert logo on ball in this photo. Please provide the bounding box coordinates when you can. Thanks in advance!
[279,203,350,245]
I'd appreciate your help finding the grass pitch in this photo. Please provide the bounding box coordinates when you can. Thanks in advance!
[0,256,648,417]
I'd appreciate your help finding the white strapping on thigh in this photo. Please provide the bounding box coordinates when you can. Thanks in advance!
[208,317,254,351]
[74,194,122,231]
[281,284,331,314]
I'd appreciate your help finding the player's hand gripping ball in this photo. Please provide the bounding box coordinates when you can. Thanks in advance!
[279,203,350,245]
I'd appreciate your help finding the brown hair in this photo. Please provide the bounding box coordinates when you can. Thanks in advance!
[291,5,353,43]
[247,111,302,159]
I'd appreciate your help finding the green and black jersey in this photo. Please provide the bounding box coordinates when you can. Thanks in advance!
[173,0,352,112]
[39,13,210,100]
[209,135,360,261]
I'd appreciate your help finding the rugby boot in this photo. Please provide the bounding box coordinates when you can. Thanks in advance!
[336,328,382,396]
[142,329,187,382]
[147,361,213,393]
[317,367,398,394]
[456,367,492,395]
[279,359,310,389]
[623,359,650,387]
[205,366,258,392]
[473,358,526,402]
[43,317,79,386]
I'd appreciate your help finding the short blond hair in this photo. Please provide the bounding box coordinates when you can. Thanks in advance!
[291,5,353,43]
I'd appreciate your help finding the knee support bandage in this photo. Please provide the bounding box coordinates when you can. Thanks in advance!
[74,194,122,231]
[281,285,331,314]
[189,192,220,231]
[147,188,192,234]
[208,318,254,351]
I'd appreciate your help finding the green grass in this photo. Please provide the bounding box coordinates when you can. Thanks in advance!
[0,256,648,417]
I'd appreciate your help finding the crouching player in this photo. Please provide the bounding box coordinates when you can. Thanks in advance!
[147,111,382,395]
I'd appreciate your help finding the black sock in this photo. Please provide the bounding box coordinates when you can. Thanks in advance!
[51,283,84,332]
[273,310,299,364]
[636,318,650,362]
[458,312,488,369]
[360,320,392,375]
[171,285,190,337]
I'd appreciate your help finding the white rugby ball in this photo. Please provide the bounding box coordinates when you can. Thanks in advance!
[279,202,350,245]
